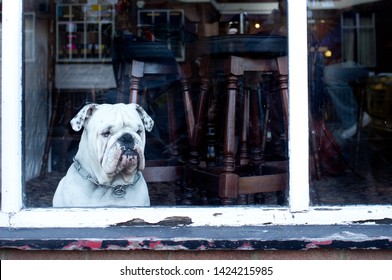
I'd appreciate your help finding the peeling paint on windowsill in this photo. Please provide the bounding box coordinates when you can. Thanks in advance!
[0,225,391,251]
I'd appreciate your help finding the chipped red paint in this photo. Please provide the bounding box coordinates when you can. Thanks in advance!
[81,240,103,249]
[64,240,103,250]
[147,240,162,249]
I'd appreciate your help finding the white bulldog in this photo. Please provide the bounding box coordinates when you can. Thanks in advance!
[53,103,154,207]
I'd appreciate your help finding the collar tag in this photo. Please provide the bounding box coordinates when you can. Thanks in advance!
[113,186,126,198]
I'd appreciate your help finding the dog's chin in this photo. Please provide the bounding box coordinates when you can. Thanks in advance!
[103,161,139,185]
[118,169,139,184]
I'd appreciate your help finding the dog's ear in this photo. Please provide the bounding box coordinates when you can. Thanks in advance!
[135,105,154,132]
[70,103,98,131]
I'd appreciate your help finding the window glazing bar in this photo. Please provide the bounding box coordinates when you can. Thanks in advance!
[1,0,24,212]
[287,0,310,212]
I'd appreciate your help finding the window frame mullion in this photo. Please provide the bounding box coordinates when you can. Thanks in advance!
[1,0,24,213]
[287,0,310,212]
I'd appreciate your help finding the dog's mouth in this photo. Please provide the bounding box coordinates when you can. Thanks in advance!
[119,146,140,169]
[102,139,143,178]
[121,146,139,157]
[118,144,140,166]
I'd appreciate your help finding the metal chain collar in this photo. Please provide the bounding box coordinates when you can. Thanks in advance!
[72,158,141,198]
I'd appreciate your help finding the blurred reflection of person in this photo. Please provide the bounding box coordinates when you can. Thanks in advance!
[262,0,288,158]
[260,0,287,36]
[320,25,371,139]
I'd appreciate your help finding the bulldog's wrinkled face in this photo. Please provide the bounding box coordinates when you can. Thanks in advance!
[70,103,154,183]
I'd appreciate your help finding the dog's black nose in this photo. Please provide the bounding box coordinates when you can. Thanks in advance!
[118,133,135,147]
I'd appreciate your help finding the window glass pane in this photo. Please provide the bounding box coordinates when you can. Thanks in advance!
[308,0,392,205]
[23,0,289,208]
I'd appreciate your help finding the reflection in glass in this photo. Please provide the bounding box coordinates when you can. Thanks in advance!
[308,0,392,205]
[22,0,294,208]
[18,0,392,208]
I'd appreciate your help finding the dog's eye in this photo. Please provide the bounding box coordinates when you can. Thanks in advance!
[136,129,143,135]
[102,131,111,138]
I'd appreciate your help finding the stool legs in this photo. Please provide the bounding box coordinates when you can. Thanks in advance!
[185,56,289,205]
[179,63,195,143]
[222,74,238,173]
[182,74,210,205]
[239,88,250,166]
[249,87,264,168]
[128,60,144,104]
[277,56,289,140]
[166,87,180,160]
[189,60,210,166]
[219,74,239,205]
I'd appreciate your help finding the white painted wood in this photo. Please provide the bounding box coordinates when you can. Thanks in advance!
[0,212,10,226]
[3,206,392,228]
[288,0,310,212]
[1,0,24,213]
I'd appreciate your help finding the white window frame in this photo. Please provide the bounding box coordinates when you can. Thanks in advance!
[1,0,392,230]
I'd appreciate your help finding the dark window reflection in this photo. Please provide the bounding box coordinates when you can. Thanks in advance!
[20,0,392,208]
[308,0,392,205]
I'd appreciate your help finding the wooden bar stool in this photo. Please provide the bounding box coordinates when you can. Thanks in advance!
[114,38,195,183]
[184,35,289,205]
